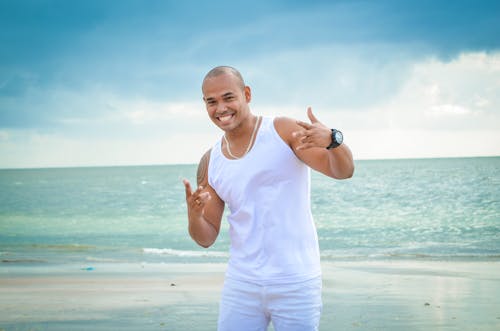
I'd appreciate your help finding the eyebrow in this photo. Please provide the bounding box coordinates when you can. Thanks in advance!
[206,92,235,102]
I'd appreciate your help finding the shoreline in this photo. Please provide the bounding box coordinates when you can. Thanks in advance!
[1,260,499,330]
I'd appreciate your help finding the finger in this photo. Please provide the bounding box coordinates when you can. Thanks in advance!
[195,185,204,194]
[198,191,211,203]
[199,191,210,199]
[183,179,192,199]
[307,106,319,124]
[293,129,316,143]
[296,120,312,130]
[300,135,314,145]
[193,192,211,209]
[292,130,302,137]
[292,129,306,139]
[193,197,203,207]
[191,186,209,204]
[295,142,317,151]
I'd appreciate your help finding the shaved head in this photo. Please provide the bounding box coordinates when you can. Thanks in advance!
[202,66,246,92]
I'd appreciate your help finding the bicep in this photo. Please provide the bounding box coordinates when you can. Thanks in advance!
[202,185,225,234]
[274,117,332,176]
[197,149,224,233]
[296,144,354,179]
[295,147,332,177]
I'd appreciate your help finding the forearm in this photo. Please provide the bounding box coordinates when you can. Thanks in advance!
[183,154,223,248]
[327,144,354,179]
[188,213,218,248]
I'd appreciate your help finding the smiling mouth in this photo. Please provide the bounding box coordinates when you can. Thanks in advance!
[216,113,234,123]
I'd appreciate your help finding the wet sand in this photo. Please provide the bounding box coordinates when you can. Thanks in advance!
[1,261,499,330]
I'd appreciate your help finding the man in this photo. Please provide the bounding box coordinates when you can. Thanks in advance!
[183,66,354,331]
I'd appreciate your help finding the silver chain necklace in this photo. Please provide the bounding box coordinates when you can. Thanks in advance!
[223,116,261,159]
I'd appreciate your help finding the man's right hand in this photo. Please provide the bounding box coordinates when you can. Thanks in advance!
[183,179,211,217]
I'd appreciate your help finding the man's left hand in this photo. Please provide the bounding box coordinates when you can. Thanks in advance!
[293,107,331,151]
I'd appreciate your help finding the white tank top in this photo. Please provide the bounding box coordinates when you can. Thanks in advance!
[208,117,321,285]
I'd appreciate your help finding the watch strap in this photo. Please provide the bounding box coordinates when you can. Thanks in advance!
[326,129,342,150]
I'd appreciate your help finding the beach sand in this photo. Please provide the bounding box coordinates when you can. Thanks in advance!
[1,261,499,331]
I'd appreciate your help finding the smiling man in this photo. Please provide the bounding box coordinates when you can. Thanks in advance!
[183,66,354,331]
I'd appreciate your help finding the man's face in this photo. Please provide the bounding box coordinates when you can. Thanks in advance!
[202,73,251,131]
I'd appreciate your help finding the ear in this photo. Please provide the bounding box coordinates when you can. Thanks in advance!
[244,86,252,103]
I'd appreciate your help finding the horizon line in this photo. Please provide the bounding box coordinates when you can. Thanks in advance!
[1,155,498,171]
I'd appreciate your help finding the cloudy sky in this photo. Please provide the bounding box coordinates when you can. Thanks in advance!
[1,0,499,168]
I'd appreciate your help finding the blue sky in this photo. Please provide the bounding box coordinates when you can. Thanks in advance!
[1,0,499,168]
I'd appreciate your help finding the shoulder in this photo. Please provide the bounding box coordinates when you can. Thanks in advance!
[196,148,211,186]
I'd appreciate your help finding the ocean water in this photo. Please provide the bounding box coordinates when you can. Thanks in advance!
[1,157,499,265]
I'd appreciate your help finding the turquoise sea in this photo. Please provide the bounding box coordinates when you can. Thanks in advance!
[1,157,499,265]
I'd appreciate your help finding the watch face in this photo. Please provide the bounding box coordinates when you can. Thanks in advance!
[334,131,343,144]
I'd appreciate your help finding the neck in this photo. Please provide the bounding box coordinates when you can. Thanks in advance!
[223,115,261,159]
[225,114,257,140]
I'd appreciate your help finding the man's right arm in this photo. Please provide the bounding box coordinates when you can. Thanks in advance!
[183,149,225,248]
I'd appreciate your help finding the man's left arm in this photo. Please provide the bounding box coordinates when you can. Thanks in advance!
[275,107,354,179]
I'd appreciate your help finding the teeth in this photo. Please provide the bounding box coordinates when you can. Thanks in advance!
[219,114,232,122]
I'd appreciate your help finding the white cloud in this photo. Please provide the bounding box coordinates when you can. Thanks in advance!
[340,51,500,159]
[349,129,500,160]
[427,104,471,117]
[1,51,499,168]
[119,101,204,125]
[361,51,500,130]
[0,129,220,168]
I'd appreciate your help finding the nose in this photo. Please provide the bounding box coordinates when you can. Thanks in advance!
[216,102,228,113]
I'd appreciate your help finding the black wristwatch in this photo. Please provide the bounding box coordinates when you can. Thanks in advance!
[326,129,343,150]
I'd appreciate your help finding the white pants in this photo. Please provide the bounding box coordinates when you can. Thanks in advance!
[217,276,322,331]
